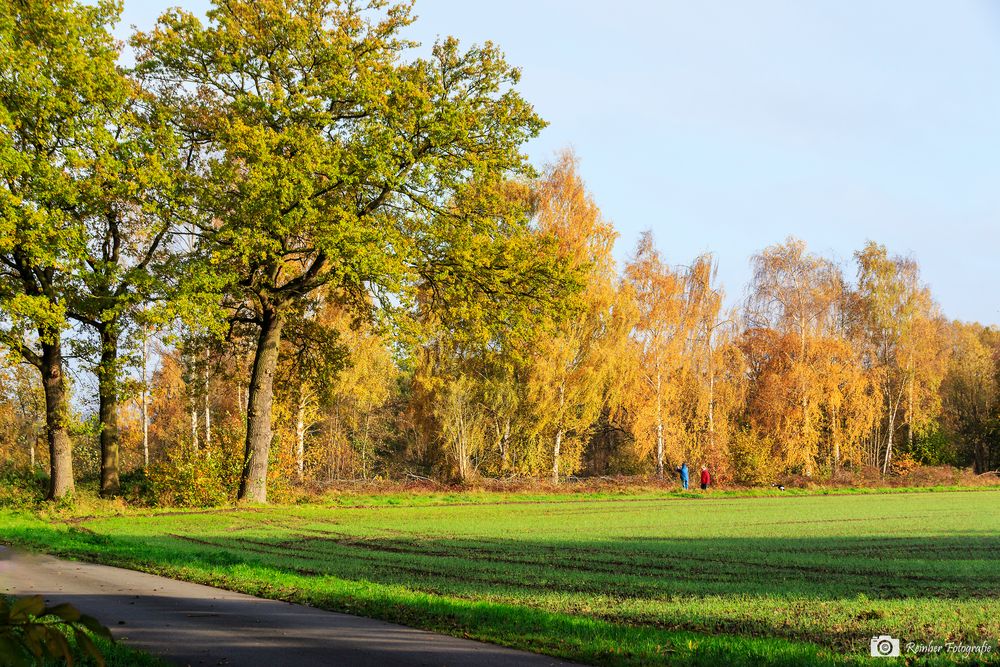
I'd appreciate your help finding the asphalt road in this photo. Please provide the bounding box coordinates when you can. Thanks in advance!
[0,547,578,667]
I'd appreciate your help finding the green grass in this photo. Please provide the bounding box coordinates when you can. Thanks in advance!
[3,489,999,665]
[54,633,169,667]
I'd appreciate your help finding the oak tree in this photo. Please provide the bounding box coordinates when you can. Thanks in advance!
[136,0,547,501]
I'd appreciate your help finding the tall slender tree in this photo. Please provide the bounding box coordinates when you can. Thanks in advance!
[854,242,943,472]
[744,238,844,475]
[526,151,618,483]
[64,83,180,497]
[624,232,690,476]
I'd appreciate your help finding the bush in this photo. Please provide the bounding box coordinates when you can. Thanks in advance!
[727,429,777,486]
[118,467,155,506]
[0,465,47,509]
[0,595,111,667]
[147,442,241,507]
[907,429,958,466]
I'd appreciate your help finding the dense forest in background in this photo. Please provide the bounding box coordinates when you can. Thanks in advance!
[2,0,998,505]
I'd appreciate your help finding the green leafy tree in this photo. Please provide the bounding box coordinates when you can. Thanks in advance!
[0,0,129,499]
[135,0,550,502]
[1,0,180,498]
[62,42,181,498]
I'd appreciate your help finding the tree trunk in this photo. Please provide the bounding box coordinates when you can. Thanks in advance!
[295,394,306,481]
[552,381,565,484]
[455,403,469,482]
[800,317,811,476]
[203,364,211,447]
[238,308,285,503]
[832,404,840,471]
[907,363,914,451]
[882,409,895,475]
[41,339,73,500]
[362,412,371,480]
[141,328,149,467]
[655,368,664,477]
[97,326,120,496]
[499,418,510,472]
[552,427,563,484]
[882,382,905,475]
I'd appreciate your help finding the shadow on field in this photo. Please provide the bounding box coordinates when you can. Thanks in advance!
[53,527,1000,601]
[9,521,1000,659]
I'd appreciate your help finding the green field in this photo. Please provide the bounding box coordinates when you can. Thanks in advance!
[3,488,999,665]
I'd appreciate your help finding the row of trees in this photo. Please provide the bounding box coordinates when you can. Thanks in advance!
[398,153,999,485]
[2,0,997,504]
[1,0,567,501]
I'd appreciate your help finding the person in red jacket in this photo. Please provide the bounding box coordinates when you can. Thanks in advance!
[700,466,711,490]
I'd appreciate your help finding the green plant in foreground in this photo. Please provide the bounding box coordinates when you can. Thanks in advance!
[0,596,111,667]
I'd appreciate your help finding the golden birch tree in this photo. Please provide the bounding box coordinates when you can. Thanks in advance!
[526,150,618,482]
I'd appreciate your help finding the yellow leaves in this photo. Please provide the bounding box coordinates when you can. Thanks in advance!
[522,152,622,474]
[620,233,727,469]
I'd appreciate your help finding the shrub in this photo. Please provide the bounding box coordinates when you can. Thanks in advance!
[727,429,777,486]
[118,467,156,506]
[0,465,47,509]
[147,442,241,507]
[907,429,958,466]
[0,595,111,667]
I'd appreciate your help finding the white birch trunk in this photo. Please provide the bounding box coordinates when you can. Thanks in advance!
[203,365,211,448]
[191,405,199,450]
[295,397,305,480]
[655,367,664,477]
[552,381,566,483]
[141,330,149,467]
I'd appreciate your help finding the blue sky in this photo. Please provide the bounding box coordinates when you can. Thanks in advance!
[116,1,1000,325]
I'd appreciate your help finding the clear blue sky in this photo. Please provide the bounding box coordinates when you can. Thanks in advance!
[115,1,1000,325]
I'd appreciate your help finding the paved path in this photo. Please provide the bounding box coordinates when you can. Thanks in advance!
[0,547,577,667]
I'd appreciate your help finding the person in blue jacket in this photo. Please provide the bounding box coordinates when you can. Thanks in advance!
[675,462,689,490]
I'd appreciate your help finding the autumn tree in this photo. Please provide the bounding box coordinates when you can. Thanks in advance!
[623,232,691,476]
[853,242,945,472]
[743,238,848,475]
[135,0,555,501]
[318,313,397,480]
[405,327,485,481]
[272,297,400,481]
[941,322,999,473]
[667,254,734,469]
[526,151,619,482]
[0,353,45,469]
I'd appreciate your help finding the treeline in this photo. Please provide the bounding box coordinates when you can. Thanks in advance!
[1,0,998,504]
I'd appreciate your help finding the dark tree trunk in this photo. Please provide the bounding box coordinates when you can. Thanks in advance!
[98,325,120,496]
[237,308,285,503]
[41,338,74,500]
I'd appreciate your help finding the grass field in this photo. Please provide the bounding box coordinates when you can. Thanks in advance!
[3,488,999,665]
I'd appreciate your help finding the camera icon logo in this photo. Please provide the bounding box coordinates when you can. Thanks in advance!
[870,635,901,657]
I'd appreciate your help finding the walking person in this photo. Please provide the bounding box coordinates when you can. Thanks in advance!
[676,462,689,490]
[700,465,711,491]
